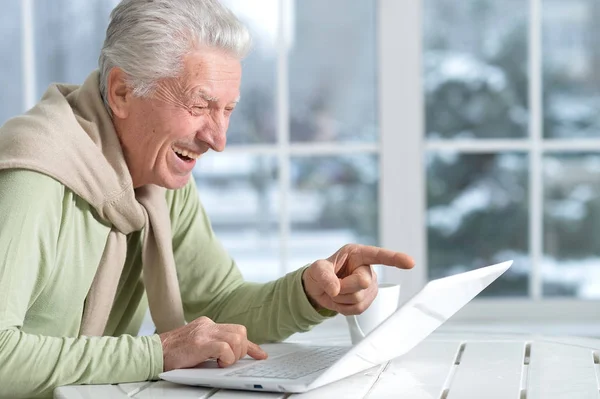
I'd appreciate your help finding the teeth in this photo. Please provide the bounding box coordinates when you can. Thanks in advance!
[173,146,200,160]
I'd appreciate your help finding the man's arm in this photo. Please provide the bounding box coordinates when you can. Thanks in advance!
[168,178,334,344]
[0,331,162,398]
[0,170,163,398]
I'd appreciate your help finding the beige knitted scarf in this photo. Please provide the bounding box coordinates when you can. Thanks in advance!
[0,71,185,336]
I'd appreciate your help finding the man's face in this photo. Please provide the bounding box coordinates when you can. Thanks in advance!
[116,47,242,189]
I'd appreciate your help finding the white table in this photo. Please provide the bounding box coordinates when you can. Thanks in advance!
[55,322,600,399]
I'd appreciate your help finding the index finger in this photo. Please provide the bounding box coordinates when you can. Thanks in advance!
[354,245,414,269]
[247,341,268,360]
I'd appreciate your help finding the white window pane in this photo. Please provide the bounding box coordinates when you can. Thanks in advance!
[194,153,279,282]
[0,1,22,125]
[289,0,378,143]
[289,155,378,268]
[221,0,278,144]
[543,154,600,297]
[426,152,529,296]
[424,0,528,139]
[543,0,600,138]
[34,0,117,96]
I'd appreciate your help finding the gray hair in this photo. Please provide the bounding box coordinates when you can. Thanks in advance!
[98,0,251,110]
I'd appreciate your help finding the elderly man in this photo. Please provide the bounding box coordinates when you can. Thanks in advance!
[0,0,414,397]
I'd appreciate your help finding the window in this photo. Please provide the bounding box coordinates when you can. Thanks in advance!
[389,0,600,321]
[423,0,530,297]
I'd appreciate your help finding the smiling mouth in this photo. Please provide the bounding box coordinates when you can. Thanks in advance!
[172,145,201,163]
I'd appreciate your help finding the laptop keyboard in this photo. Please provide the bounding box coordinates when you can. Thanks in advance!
[225,346,349,380]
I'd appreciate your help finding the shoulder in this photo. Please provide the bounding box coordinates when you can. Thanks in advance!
[0,169,66,243]
[0,169,65,202]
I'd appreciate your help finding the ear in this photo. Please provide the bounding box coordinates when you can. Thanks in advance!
[106,67,132,119]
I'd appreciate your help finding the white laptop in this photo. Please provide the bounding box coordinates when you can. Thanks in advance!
[160,260,513,393]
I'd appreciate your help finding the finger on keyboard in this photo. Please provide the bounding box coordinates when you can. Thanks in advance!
[248,341,268,360]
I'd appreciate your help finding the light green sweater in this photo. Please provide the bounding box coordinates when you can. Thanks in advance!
[0,169,329,398]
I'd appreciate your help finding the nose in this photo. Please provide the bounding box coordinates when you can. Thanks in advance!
[198,110,227,152]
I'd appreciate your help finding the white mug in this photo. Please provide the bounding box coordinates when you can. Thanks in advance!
[345,283,400,344]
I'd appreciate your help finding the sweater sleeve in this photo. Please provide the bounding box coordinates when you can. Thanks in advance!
[0,170,163,399]
[168,178,335,344]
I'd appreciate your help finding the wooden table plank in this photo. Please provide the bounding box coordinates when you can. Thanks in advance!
[132,380,215,398]
[365,340,460,399]
[447,341,524,399]
[528,342,600,399]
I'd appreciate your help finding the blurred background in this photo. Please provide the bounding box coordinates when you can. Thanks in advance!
[3,0,600,324]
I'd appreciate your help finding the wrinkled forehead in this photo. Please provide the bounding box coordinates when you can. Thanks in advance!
[169,50,242,104]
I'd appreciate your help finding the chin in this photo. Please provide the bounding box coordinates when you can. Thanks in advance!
[157,174,191,190]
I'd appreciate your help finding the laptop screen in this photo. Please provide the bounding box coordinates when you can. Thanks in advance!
[343,261,512,366]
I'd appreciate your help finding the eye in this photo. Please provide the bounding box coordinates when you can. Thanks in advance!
[189,105,208,116]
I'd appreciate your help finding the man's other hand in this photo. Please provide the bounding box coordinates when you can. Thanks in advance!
[159,316,268,371]
[302,244,414,315]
